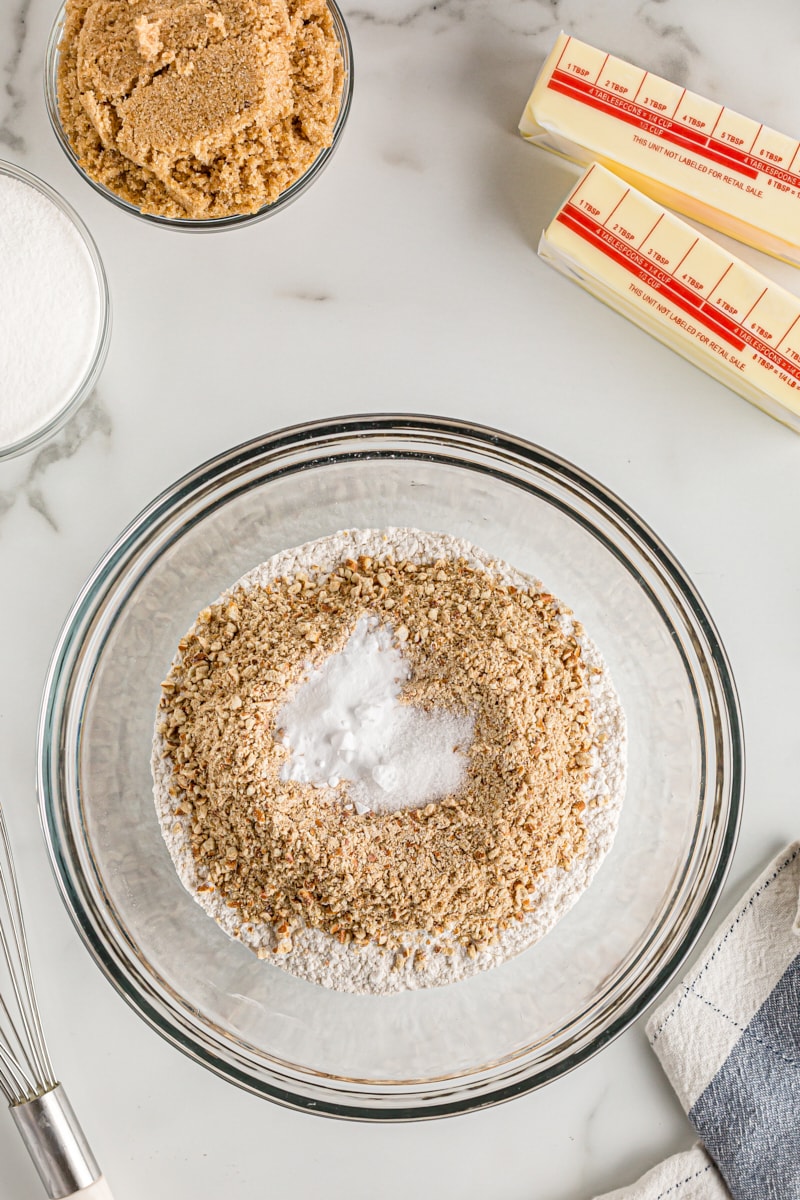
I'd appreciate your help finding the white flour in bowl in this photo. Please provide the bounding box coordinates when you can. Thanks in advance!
[153,528,627,994]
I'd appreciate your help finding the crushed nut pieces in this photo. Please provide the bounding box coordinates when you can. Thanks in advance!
[157,555,595,954]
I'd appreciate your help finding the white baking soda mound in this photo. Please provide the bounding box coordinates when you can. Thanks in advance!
[276,616,474,814]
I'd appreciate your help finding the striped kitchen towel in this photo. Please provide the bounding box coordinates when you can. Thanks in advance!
[593,1146,729,1199]
[595,842,800,1200]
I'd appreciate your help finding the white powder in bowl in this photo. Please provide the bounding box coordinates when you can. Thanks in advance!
[0,170,103,449]
[153,528,627,994]
[276,615,474,814]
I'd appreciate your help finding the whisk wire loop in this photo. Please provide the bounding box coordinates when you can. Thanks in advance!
[0,804,57,1104]
[0,802,110,1198]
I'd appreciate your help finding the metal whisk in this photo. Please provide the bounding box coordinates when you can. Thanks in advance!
[0,803,112,1199]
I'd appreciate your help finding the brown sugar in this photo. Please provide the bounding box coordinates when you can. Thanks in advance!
[57,0,344,219]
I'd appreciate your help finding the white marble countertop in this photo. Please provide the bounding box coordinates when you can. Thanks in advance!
[1,1,799,1197]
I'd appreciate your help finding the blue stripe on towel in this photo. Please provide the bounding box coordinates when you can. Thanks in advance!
[688,953,800,1200]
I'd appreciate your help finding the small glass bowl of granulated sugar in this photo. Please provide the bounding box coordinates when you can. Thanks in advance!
[0,161,111,460]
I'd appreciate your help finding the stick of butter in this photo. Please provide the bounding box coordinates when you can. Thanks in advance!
[540,164,800,431]
[520,33,800,267]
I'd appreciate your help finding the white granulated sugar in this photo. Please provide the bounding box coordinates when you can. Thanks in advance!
[153,528,627,994]
[277,615,473,814]
[0,173,102,447]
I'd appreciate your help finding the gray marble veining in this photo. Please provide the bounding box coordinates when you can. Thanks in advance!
[0,0,33,152]
[0,394,112,535]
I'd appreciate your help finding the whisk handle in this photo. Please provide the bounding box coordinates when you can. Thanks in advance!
[62,1180,113,1199]
[10,1083,112,1199]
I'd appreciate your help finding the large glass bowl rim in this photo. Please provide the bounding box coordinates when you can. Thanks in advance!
[37,415,744,1119]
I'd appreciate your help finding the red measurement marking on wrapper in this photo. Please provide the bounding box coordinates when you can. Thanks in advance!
[555,171,800,383]
[547,37,800,190]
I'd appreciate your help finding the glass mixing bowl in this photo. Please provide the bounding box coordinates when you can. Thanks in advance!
[44,1,354,232]
[38,417,743,1118]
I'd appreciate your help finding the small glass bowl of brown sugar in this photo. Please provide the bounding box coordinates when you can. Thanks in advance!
[44,0,353,232]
